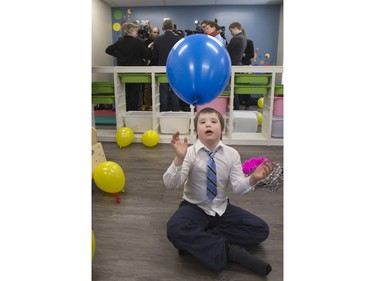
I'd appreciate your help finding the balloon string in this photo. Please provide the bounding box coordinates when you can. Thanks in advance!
[114,193,120,204]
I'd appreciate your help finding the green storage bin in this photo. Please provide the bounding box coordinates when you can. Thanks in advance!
[118,73,151,83]
[234,74,271,85]
[92,82,114,94]
[220,91,230,96]
[234,85,269,95]
[155,73,168,83]
[275,84,284,95]
[92,96,115,104]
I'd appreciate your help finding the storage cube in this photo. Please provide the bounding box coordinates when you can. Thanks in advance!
[92,82,114,94]
[196,96,229,115]
[155,73,168,83]
[271,116,283,138]
[159,112,191,134]
[275,84,283,95]
[122,111,153,133]
[234,85,269,95]
[118,73,151,83]
[232,110,258,133]
[234,74,271,85]
[92,96,115,105]
[273,97,284,116]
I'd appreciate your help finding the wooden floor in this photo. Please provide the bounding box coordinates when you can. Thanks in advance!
[92,141,283,281]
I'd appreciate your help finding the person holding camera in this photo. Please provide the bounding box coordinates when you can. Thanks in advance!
[105,22,151,111]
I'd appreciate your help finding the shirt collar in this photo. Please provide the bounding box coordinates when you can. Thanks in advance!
[195,139,223,153]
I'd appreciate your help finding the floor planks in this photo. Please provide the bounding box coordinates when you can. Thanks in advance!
[92,141,283,281]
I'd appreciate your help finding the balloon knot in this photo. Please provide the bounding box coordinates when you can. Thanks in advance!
[114,193,120,204]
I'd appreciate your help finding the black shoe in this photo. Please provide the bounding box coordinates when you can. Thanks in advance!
[178,249,190,256]
[227,244,272,276]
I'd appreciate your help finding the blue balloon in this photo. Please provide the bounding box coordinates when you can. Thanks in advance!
[166,34,231,106]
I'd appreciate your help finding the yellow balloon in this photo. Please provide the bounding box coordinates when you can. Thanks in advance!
[257,112,263,125]
[142,130,159,147]
[116,127,134,148]
[93,161,125,193]
[257,97,264,109]
[92,231,96,260]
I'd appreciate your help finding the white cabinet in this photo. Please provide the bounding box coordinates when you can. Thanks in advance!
[92,66,283,146]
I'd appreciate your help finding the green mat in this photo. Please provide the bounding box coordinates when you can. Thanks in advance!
[95,115,116,125]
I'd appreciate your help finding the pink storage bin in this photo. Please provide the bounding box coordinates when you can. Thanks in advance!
[196,96,229,115]
[273,96,284,116]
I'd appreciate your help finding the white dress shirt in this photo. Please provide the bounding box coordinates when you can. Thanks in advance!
[163,139,254,216]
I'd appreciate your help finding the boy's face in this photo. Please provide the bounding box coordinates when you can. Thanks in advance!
[197,112,222,145]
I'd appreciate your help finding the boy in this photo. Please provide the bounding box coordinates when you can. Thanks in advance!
[163,107,275,276]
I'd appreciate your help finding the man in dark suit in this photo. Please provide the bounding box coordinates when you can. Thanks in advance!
[105,22,151,111]
[227,22,247,110]
[241,38,257,109]
[151,19,182,111]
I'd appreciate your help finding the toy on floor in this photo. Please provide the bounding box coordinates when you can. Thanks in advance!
[142,130,159,147]
[93,161,126,194]
[92,127,125,204]
[116,127,134,148]
[242,157,283,192]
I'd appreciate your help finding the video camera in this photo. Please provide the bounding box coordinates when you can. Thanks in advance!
[137,20,151,39]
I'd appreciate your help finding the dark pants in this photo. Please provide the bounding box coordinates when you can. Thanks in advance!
[167,200,269,272]
[234,94,240,110]
[160,83,180,112]
[125,83,142,111]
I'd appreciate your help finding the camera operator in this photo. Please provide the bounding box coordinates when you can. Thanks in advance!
[105,22,152,111]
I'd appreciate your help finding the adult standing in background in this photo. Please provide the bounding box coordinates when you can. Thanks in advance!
[205,20,226,46]
[152,19,182,112]
[227,22,247,110]
[200,20,209,34]
[241,31,257,109]
[105,22,151,111]
[143,26,160,111]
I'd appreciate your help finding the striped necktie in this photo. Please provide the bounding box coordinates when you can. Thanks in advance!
[204,147,219,200]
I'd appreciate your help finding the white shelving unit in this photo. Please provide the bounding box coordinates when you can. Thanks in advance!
[92,65,283,146]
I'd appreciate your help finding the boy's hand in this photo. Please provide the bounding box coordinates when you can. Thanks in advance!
[171,131,188,166]
[249,160,276,186]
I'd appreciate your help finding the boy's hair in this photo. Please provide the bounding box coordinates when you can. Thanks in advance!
[194,107,225,139]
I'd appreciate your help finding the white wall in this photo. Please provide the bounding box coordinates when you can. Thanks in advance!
[92,0,113,80]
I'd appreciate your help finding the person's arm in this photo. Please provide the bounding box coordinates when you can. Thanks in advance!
[170,131,188,166]
[105,39,120,57]
[151,40,159,65]
[139,39,152,60]
[163,131,189,189]
[249,161,276,186]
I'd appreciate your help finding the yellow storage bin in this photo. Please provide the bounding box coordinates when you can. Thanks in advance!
[234,74,271,85]
[118,73,151,83]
